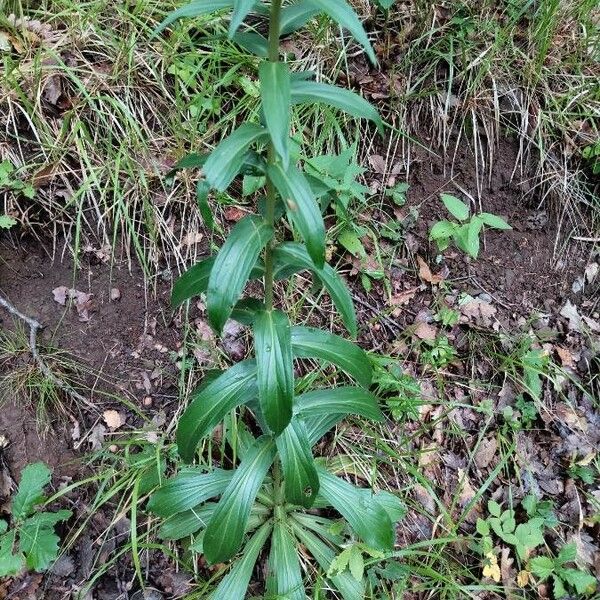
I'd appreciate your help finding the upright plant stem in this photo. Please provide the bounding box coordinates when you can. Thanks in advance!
[264,0,283,498]
[263,0,282,311]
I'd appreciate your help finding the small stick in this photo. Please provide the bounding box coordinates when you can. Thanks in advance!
[572,236,600,243]
[0,294,94,408]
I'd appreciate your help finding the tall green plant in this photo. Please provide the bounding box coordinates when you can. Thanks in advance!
[150,2,401,597]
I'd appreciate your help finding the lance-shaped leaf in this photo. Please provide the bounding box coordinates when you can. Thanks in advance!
[172,258,265,307]
[268,521,305,600]
[259,61,291,167]
[254,309,294,434]
[177,360,257,462]
[277,417,319,507]
[317,467,394,551]
[207,215,272,333]
[268,164,325,268]
[306,0,376,63]
[291,80,382,131]
[291,326,371,387]
[228,0,256,37]
[148,468,233,517]
[158,503,217,540]
[203,123,268,191]
[204,436,275,563]
[273,242,356,336]
[196,179,214,230]
[281,2,321,35]
[153,0,233,36]
[297,387,383,445]
[232,31,268,56]
[211,522,272,600]
[291,521,364,600]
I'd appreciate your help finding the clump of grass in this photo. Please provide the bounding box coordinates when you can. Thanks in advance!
[0,325,84,428]
[369,0,599,237]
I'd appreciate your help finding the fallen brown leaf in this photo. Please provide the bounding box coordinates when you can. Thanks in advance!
[417,256,444,285]
[413,321,438,341]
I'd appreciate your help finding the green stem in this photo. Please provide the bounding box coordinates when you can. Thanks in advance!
[263,0,282,312]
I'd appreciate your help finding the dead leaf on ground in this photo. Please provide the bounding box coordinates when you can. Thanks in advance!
[223,206,248,222]
[456,468,481,522]
[51,286,93,321]
[460,298,497,328]
[555,403,588,432]
[560,300,582,332]
[413,321,438,341]
[417,256,444,285]
[180,231,204,247]
[474,437,498,469]
[555,346,576,369]
[103,410,124,430]
[368,154,386,174]
[389,286,419,316]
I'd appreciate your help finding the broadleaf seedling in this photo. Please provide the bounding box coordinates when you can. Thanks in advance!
[430,193,511,258]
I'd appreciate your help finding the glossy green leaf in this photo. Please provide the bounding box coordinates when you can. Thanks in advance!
[153,0,233,36]
[299,387,383,445]
[268,521,305,600]
[19,510,72,572]
[196,179,215,230]
[158,503,216,540]
[203,123,268,191]
[12,463,51,521]
[429,220,456,241]
[273,242,356,336]
[479,212,511,230]
[170,152,207,171]
[466,216,483,258]
[291,521,364,600]
[254,309,294,434]
[148,468,233,517]
[290,80,382,131]
[228,0,256,37]
[306,0,376,63]
[297,387,383,423]
[277,417,319,507]
[207,215,273,332]
[203,436,275,563]
[260,61,291,166]
[0,530,24,577]
[281,2,321,35]
[232,32,268,56]
[211,522,272,600]
[230,297,264,325]
[291,326,371,387]
[177,360,257,462]
[302,413,344,446]
[171,258,265,307]
[268,165,325,268]
[441,193,469,221]
[171,257,215,306]
[317,468,394,550]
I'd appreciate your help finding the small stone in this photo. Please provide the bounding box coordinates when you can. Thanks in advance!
[109,444,118,453]
[110,287,121,301]
[143,396,153,407]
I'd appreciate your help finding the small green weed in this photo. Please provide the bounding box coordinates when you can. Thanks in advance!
[422,336,457,369]
[528,543,597,597]
[0,462,71,577]
[429,193,511,259]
